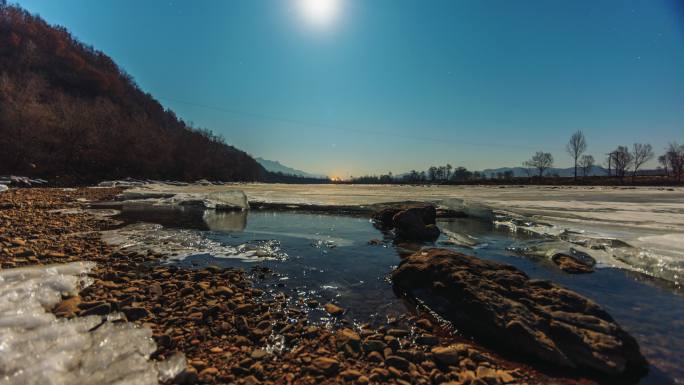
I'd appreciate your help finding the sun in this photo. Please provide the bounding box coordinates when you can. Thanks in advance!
[296,0,342,28]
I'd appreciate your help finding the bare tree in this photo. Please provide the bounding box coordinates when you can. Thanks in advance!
[578,154,595,177]
[612,146,632,182]
[658,154,669,177]
[631,143,654,179]
[522,162,533,178]
[566,130,587,180]
[524,151,554,178]
[666,142,684,183]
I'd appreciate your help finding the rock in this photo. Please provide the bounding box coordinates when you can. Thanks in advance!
[251,349,269,360]
[215,286,234,297]
[415,318,433,330]
[336,328,361,352]
[367,351,384,362]
[372,204,440,241]
[312,357,340,375]
[324,303,344,316]
[392,248,648,378]
[552,253,594,274]
[387,328,409,337]
[235,303,254,314]
[180,286,194,296]
[416,334,439,346]
[363,339,386,352]
[199,367,219,376]
[306,299,319,308]
[122,306,150,321]
[393,208,440,241]
[53,296,81,318]
[340,369,363,380]
[431,344,468,366]
[80,302,111,316]
[385,355,410,370]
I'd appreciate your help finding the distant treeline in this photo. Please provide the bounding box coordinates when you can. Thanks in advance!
[347,130,684,186]
[262,172,330,184]
[0,3,264,184]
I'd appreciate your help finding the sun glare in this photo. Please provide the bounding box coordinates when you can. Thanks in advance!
[296,0,342,28]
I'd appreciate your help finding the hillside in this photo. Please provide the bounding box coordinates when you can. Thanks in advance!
[255,157,326,179]
[0,3,264,183]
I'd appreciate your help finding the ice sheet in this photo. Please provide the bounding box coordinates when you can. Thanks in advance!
[0,262,185,385]
[101,223,286,262]
[121,185,248,210]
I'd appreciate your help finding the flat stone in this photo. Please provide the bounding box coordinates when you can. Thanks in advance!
[385,355,410,370]
[312,357,339,375]
[393,248,648,378]
[122,306,150,321]
[431,344,468,366]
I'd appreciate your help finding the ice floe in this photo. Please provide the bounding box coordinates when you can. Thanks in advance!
[101,223,286,262]
[0,262,185,385]
[121,188,249,211]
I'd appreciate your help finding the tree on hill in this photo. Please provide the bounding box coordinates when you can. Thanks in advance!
[524,152,554,178]
[0,3,264,183]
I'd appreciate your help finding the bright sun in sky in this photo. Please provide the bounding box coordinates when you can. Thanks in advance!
[296,0,342,28]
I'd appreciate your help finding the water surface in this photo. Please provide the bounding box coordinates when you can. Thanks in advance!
[115,206,684,385]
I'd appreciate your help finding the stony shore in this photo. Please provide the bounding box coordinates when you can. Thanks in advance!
[0,188,603,384]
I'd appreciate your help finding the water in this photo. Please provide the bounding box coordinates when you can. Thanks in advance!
[114,206,684,385]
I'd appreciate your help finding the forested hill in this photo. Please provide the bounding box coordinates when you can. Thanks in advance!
[0,3,265,183]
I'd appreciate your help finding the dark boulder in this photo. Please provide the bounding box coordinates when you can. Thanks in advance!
[372,204,440,241]
[391,248,648,379]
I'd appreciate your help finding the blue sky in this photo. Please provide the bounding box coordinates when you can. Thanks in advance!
[15,0,684,177]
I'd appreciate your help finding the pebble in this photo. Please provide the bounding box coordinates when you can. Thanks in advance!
[324,303,344,316]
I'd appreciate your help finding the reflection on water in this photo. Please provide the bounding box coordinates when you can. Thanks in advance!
[203,211,247,232]
[115,203,248,232]
[115,207,684,385]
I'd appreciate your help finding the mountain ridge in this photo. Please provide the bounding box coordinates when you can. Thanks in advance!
[255,157,327,179]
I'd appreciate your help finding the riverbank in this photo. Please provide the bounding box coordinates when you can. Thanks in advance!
[1,187,598,385]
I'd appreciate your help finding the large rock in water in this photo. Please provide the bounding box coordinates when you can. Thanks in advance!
[372,204,440,241]
[391,248,648,378]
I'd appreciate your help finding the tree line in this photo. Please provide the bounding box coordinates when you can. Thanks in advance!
[348,130,683,185]
[525,130,683,182]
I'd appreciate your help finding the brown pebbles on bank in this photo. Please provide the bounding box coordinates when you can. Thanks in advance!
[0,187,591,385]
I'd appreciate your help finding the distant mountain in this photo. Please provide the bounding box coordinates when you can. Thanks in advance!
[255,158,327,179]
[481,166,608,178]
[0,3,264,183]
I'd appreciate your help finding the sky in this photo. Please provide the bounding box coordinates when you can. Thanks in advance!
[15,0,684,177]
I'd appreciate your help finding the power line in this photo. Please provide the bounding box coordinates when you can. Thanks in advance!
[158,96,549,151]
